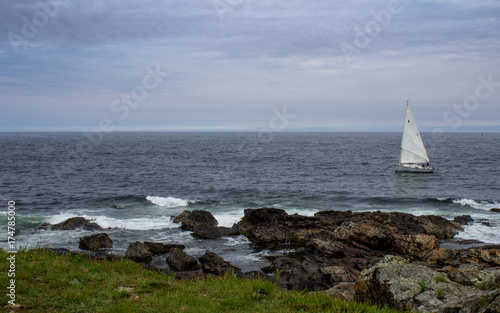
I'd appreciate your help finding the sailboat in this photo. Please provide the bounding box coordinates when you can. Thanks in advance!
[395,101,434,173]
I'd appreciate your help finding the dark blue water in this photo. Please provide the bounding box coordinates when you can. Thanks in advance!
[1,132,499,270]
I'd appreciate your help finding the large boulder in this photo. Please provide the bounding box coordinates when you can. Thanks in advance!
[167,248,199,271]
[52,217,102,231]
[125,241,153,263]
[354,255,489,312]
[174,210,218,231]
[79,233,113,250]
[198,250,241,275]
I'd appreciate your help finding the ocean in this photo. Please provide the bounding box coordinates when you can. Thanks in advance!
[1,132,499,271]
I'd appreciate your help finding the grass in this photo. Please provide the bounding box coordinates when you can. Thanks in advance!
[418,280,428,292]
[436,289,445,299]
[0,249,408,313]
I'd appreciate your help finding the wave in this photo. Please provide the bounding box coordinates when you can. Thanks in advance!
[146,196,197,208]
[455,223,500,245]
[46,213,176,231]
[438,197,499,211]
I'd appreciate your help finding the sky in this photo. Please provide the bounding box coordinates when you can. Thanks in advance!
[1,0,499,132]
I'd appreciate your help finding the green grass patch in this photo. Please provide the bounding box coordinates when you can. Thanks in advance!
[1,249,407,312]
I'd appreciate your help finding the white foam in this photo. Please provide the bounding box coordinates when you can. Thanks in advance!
[455,223,500,245]
[452,198,499,211]
[146,196,195,208]
[46,213,175,231]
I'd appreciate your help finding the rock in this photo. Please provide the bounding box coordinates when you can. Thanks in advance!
[193,225,222,239]
[167,248,199,271]
[453,215,474,225]
[421,248,454,266]
[125,241,153,263]
[198,250,241,275]
[414,214,463,240]
[143,242,185,255]
[51,217,102,231]
[218,224,240,236]
[320,266,354,283]
[193,224,240,239]
[324,282,355,301]
[354,255,487,312]
[455,246,500,266]
[490,208,500,213]
[262,256,328,291]
[79,233,113,251]
[174,210,218,231]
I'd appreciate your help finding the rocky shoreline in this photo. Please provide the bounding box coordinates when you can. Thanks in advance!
[45,208,500,313]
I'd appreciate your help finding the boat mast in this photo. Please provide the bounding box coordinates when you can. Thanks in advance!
[398,101,409,165]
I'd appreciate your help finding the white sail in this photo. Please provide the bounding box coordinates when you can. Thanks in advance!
[399,104,430,164]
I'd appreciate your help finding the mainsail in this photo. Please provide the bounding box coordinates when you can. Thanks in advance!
[399,104,430,164]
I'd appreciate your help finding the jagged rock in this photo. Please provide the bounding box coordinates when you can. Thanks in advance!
[167,248,199,271]
[320,266,354,283]
[174,210,218,231]
[198,250,241,275]
[261,256,328,291]
[79,233,113,251]
[420,248,454,266]
[354,255,487,312]
[454,215,474,225]
[143,242,185,255]
[455,246,500,266]
[52,217,102,231]
[125,241,152,263]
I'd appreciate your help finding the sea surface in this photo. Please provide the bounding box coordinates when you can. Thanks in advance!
[1,132,499,271]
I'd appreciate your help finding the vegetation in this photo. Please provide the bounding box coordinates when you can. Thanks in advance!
[1,249,407,313]
[436,289,445,299]
[434,276,446,283]
[418,280,428,292]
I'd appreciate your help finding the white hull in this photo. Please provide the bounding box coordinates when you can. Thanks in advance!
[395,164,434,173]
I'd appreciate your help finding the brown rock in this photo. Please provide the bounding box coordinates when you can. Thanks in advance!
[167,248,199,271]
[125,241,153,263]
[78,233,113,251]
[198,250,240,275]
[52,217,102,231]
[324,282,355,301]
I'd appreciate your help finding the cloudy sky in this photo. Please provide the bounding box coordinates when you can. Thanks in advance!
[1,0,499,131]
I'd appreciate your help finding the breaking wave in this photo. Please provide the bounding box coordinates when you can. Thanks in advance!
[146,196,196,208]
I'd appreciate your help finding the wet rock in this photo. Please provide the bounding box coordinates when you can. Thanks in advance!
[79,233,113,251]
[354,255,486,312]
[143,242,185,255]
[174,210,218,231]
[125,241,153,263]
[51,217,102,231]
[453,215,474,225]
[167,248,199,271]
[490,208,500,214]
[198,250,241,275]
